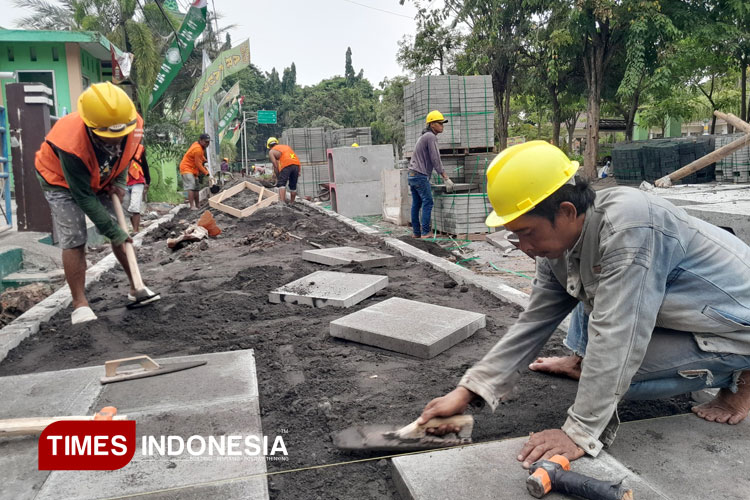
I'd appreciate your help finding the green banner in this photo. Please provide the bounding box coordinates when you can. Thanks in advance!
[148,0,207,109]
[180,40,251,122]
[218,99,240,136]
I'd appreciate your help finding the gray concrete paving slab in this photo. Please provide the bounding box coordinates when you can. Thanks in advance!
[391,437,667,500]
[268,270,388,308]
[37,399,269,500]
[330,297,485,358]
[0,365,103,500]
[658,186,750,206]
[683,200,750,244]
[302,246,396,268]
[95,350,260,413]
[0,349,268,500]
[607,414,750,500]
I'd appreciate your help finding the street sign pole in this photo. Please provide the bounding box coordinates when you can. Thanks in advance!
[242,111,249,174]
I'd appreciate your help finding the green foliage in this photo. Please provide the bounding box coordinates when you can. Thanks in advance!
[345,47,356,83]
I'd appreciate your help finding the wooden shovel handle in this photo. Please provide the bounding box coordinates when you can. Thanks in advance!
[110,192,145,290]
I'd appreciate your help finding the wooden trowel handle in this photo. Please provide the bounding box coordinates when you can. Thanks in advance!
[418,415,474,430]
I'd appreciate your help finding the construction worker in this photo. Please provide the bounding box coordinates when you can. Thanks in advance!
[418,141,750,466]
[267,137,301,204]
[35,82,158,324]
[124,142,150,233]
[408,110,454,239]
[179,133,211,210]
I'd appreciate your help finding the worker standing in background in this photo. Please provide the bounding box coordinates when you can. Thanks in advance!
[418,141,750,468]
[267,137,301,204]
[35,82,159,324]
[124,142,150,233]
[408,110,454,239]
[179,133,211,210]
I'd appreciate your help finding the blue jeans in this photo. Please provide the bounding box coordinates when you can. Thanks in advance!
[408,172,433,236]
[567,303,750,400]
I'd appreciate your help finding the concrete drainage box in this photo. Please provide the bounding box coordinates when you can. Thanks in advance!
[330,297,485,358]
[301,246,396,268]
[268,270,388,308]
[328,145,395,218]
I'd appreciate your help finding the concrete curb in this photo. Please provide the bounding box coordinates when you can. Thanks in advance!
[0,204,187,363]
[299,200,529,309]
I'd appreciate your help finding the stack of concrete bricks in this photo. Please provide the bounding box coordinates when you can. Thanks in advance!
[281,128,329,199]
[403,75,497,236]
[432,193,497,236]
[330,127,372,148]
[715,134,750,183]
[403,75,494,155]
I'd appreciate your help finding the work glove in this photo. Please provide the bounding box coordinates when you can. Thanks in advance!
[444,178,455,193]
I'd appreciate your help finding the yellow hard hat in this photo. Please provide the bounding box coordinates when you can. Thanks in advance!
[485,141,579,227]
[78,82,137,138]
[351,143,359,147]
[266,137,279,149]
[425,110,448,124]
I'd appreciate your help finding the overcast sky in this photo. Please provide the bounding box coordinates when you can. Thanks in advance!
[2,0,427,87]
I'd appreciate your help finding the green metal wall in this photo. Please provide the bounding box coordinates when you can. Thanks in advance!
[0,41,71,115]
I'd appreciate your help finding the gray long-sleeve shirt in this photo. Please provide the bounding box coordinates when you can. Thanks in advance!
[459,187,750,456]
[409,129,445,178]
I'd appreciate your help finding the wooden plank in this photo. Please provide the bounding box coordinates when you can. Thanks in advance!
[0,415,128,437]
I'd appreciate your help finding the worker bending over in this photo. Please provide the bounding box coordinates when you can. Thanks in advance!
[267,137,301,204]
[419,141,750,466]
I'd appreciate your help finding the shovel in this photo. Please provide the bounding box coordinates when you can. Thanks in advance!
[333,414,474,452]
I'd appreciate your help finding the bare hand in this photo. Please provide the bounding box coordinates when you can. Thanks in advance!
[418,387,474,434]
[517,429,585,469]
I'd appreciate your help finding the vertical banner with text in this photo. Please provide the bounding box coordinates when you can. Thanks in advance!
[148,0,207,109]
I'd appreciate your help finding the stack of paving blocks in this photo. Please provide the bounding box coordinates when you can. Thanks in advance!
[612,137,715,186]
[330,127,372,148]
[404,75,495,154]
[715,133,750,183]
[281,128,329,199]
[328,144,395,217]
[432,193,496,236]
[403,75,497,236]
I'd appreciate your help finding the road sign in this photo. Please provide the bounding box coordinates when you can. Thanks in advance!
[257,110,277,124]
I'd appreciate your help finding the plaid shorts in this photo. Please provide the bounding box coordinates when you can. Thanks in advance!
[43,189,117,249]
[182,173,199,191]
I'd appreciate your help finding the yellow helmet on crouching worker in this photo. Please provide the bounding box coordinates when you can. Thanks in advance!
[266,137,279,149]
[351,143,359,147]
[78,82,137,138]
[484,141,579,227]
[425,110,448,124]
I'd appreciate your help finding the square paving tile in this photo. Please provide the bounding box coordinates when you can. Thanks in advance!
[330,297,485,358]
[302,246,396,268]
[269,271,388,308]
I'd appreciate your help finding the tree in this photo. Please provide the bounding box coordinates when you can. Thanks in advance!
[345,47,356,84]
[281,63,297,95]
[397,9,464,75]
[372,76,409,155]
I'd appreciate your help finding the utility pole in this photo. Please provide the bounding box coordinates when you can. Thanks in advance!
[242,111,249,174]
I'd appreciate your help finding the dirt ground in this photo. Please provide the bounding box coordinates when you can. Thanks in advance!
[0,186,692,499]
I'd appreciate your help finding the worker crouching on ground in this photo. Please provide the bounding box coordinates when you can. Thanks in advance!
[267,137,301,204]
[418,141,750,467]
[35,82,158,324]
[124,142,150,233]
[179,133,212,210]
[408,110,454,239]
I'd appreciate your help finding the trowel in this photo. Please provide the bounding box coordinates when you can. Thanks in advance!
[333,415,474,452]
[100,355,207,384]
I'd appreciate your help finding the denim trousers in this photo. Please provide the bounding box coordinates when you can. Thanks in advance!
[408,172,433,236]
[566,303,750,400]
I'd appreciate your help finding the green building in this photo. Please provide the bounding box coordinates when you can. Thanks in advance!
[0,29,122,116]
